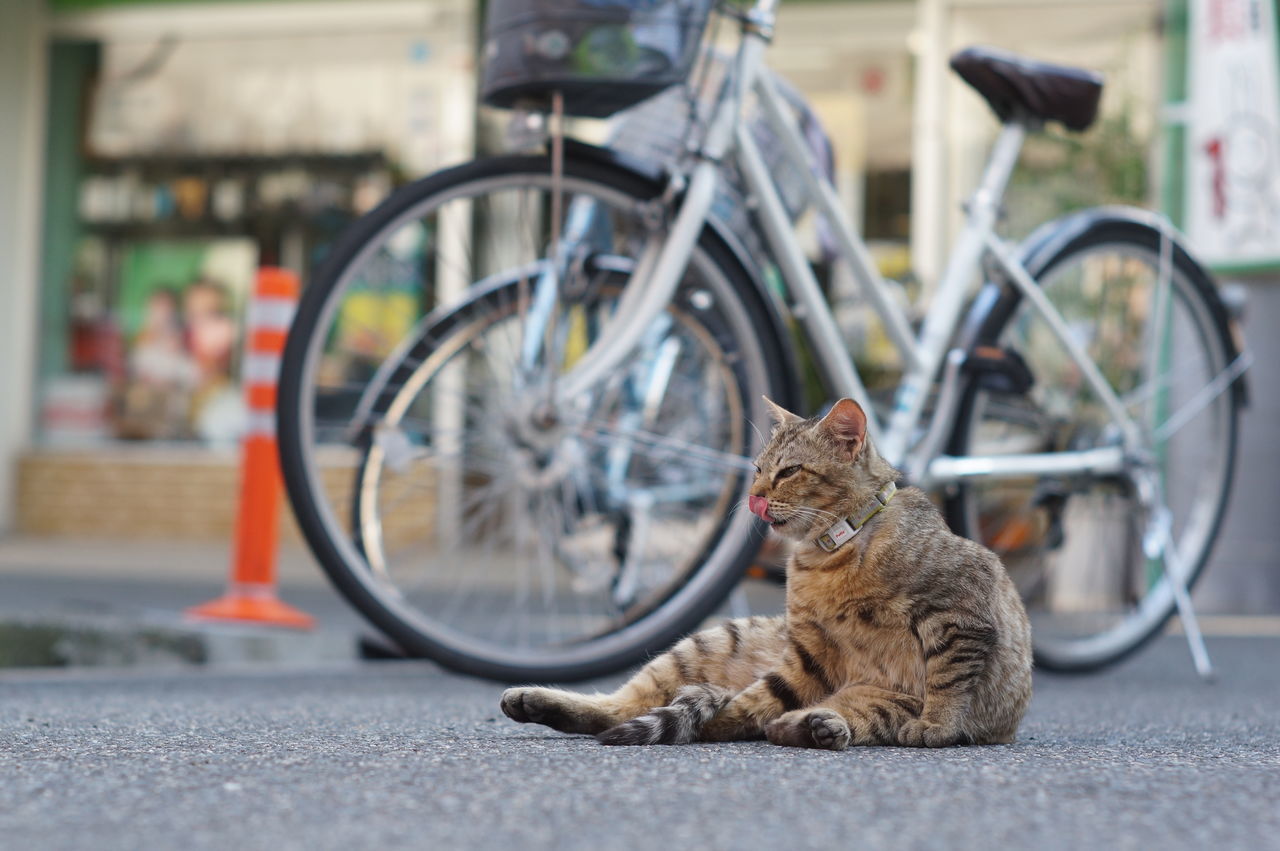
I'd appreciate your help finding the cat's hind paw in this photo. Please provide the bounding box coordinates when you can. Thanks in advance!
[499,687,539,724]
[499,685,560,721]
[500,687,603,734]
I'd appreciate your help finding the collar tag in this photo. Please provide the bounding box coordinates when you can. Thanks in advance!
[816,518,855,552]
[814,482,897,553]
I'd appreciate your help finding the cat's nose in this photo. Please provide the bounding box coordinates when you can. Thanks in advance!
[748,495,775,522]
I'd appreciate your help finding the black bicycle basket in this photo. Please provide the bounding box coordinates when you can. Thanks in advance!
[480,0,715,118]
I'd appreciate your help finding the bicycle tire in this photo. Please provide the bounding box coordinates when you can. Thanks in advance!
[278,153,794,682]
[944,214,1240,672]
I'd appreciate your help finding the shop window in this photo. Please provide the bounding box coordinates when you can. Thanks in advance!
[46,154,394,446]
[38,21,475,447]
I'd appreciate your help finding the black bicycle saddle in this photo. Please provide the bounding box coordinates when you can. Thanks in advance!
[950,45,1104,132]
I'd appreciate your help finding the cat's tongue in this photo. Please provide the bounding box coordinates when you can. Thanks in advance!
[748,495,776,523]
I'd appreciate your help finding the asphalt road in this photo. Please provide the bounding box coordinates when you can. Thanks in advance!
[2,636,1278,851]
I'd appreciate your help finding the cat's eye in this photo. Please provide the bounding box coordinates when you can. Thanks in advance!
[775,465,801,481]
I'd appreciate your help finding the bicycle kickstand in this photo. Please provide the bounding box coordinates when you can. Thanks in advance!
[1146,507,1214,680]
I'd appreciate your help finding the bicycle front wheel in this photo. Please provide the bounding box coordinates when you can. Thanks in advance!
[278,154,790,681]
[945,216,1241,672]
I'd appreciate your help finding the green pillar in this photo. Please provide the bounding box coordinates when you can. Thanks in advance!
[1160,0,1188,228]
[38,40,99,379]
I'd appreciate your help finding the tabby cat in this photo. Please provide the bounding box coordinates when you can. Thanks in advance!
[501,397,1033,749]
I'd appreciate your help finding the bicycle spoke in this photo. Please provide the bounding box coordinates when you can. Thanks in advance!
[1152,352,1251,443]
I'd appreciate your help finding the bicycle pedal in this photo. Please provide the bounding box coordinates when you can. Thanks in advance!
[965,345,1034,395]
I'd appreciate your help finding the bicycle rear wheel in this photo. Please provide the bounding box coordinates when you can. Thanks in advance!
[945,216,1241,672]
[278,154,790,681]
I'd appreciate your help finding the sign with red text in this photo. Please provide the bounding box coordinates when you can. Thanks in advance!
[1187,0,1280,268]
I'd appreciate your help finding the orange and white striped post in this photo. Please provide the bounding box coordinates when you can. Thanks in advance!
[187,267,315,629]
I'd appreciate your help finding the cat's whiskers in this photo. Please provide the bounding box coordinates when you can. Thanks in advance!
[795,505,841,520]
[777,505,842,525]
[732,499,770,540]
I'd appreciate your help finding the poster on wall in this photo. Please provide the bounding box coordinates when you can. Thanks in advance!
[1186,0,1280,269]
[112,239,256,445]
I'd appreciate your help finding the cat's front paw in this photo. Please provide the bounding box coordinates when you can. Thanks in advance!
[896,719,966,748]
[765,709,851,751]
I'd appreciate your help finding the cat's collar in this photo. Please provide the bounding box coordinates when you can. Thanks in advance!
[814,481,897,553]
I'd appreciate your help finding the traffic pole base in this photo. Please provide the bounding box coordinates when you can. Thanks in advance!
[186,592,315,630]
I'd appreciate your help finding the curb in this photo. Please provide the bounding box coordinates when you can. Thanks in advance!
[1165,615,1280,638]
[0,613,359,669]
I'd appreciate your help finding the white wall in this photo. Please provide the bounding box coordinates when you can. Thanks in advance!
[51,0,476,175]
[0,0,46,533]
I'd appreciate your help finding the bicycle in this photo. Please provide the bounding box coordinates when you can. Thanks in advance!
[277,0,1249,681]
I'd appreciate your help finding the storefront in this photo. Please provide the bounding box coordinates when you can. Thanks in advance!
[10,0,475,538]
[2,0,1175,542]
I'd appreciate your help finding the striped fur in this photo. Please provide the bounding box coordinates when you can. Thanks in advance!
[500,398,1033,749]
[595,685,732,745]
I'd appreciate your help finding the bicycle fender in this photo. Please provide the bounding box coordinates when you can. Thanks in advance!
[957,205,1248,405]
[562,138,804,410]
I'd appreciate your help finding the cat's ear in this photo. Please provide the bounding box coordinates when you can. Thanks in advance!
[762,396,802,427]
[818,398,867,461]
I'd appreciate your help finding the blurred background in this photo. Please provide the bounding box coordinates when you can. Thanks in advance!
[0,0,1275,653]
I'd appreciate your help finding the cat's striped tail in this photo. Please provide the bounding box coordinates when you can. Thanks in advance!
[597,684,733,746]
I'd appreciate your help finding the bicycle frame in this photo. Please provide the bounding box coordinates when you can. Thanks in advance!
[300,0,1254,681]
[535,0,1142,490]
